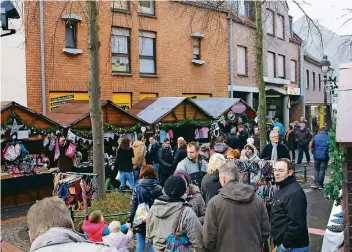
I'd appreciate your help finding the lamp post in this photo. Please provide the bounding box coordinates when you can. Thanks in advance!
[321,55,331,127]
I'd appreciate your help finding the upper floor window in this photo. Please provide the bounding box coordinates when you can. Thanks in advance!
[306,69,310,89]
[290,60,296,83]
[237,45,248,76]
[193,38,201,60]
[313,72,316,90]
[139,31,156,74]
[277,14,284,39]
[65,21,77,49]
[319,74,321,91]
[289,16,293,36]
[277,54,285,78]
[266,9,275,35]
[267,51,275,78]
[111,0,130,11]
[111,27,130,73]
[139,1,155,16]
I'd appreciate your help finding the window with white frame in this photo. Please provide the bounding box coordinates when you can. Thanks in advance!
[277,14,284,39]
[266,9,275,35]
[111,27,130,73]
[139,1,155,15]
[111,0,130,11]
[193,38,201,60]
[267,51,275,78]
[290,60,296,82]
[277,54,285,78]
[139,31,156,74]
[237,45,247,75]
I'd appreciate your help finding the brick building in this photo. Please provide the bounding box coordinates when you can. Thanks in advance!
[24,1,229,113]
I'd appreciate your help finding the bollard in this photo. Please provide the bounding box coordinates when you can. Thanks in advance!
[304,165,307,183]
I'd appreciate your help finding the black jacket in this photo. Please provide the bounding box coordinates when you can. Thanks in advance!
[238,130,249,150]
[158,144,173,174]
[146,142,160,164]
[226,133,239,149]
[114,148,134,172]
[127,179,162,235]
[260,143,290,160]
[201,170,222,205]
[270,176,309,249]
[295,128,312,146]
[253,134,260,152]
[172,145,187,168]
[284,130,296,151]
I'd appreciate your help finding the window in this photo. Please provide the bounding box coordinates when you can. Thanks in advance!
[266,9,275,35]
[277,54,285,78]
[193,38,200,60]
[111,0,130,11]
[237,46,247,75]
[306,70,310,89]
[244,0,255,21]
[227,0,245,16]
[111,27,130,73]
[290,60,296,82]
[277,14,284,39]
[313,72,316,90]
[139,31,156,74]
[65,21,77,48]
[319,74,321,91]
[289,16,293,36]
[139,1,155,16]
[267,52,275,78]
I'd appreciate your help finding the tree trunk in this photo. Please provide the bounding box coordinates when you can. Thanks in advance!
[255,1,267,151]
[86,0,105,198]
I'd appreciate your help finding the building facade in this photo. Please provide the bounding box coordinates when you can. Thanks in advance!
[229,1,302,126]
[24,1,229,113]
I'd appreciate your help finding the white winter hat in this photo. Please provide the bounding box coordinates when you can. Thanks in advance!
[246,137,254,145]
[207,153,226,174]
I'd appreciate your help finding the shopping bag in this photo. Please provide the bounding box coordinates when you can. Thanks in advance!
[115,171,121,181]
[132,186,150,227]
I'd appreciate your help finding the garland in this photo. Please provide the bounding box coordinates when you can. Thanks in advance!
[1,112,59,136]
[71,123,142,139]
[324,120,344,201]
[159,118,211,130]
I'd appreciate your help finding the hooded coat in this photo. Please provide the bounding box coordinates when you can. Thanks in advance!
[203,182,270,252]
[187,184,206,224]
[132,141,146,167]
[30,227,117,252]
[201,170,222,205]
[146,196,204,252]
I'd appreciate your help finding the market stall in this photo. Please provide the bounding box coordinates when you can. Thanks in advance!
[47,100,147,173]
[129,97,213,143]
[1,101,60,206]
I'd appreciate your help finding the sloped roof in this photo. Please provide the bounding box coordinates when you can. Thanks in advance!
[194,98,254,118]
[47,100,145,127]
[134,97,187,124]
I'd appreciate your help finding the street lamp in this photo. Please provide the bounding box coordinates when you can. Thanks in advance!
[321,55,331,127]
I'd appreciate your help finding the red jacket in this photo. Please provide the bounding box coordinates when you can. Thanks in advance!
[82,220,109,242]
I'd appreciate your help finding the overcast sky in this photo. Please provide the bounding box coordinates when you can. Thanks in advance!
[287,0,352,36]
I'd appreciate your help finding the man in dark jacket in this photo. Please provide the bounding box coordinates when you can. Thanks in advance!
[295,122,312,165]
[312,116,319,136]
[203,161,270,252]
[271,159,309,252]
[237,125,249,150]
[310,127,329,190]
[260,130,290,161]
[147,136,160,167]
[226,128,239,150]
[157,138,173,187]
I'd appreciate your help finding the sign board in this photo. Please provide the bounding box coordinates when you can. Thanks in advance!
[49,92,89,111]
[231,102,246,114]
[113,93,131,111]
[286,87,301,96]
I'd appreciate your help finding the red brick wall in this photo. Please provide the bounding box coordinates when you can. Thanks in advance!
[24,1,229,113]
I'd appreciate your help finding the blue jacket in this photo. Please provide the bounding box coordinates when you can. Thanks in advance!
[273,122,285,136]
[313,132,329,161]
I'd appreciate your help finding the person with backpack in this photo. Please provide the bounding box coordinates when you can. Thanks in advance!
[146,176,204,252]
[127,165,162,252]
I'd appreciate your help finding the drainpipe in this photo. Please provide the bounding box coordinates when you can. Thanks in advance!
[300,41,306,118]
[39,0,46,115]
[228,13,234,98]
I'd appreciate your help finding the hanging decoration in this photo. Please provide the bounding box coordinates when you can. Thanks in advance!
[324,120,344,201]
[227,111,236,121]
[1,112,60,136]
[159,118,211,130]
[8,119,23,136]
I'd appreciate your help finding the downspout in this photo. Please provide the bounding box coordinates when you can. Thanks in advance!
[39,0,46,115]
[300,41,306,118]
[228,13,234,98]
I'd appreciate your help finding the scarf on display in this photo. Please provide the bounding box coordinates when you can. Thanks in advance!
[271,143,278,161]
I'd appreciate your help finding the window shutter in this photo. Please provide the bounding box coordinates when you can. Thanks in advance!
[237,46,246,75]
[290,60,296,82]
[278,55,284,77]
[277,15,284,39]
[267,10,274,34]
[267,52,275,78]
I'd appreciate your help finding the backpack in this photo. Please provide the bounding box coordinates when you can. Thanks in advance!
[165,206,194,252]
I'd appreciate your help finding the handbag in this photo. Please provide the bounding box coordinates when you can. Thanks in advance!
[165,206,194,252]
[65,142,76,158]
[115,171,121,181]
[132,186,150,227]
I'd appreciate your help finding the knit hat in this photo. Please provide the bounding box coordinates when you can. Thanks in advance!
[246,137,254,145]
[164,176,187,199]
[120,224,128,234]
[207,153,226,174]
[174,170,191,185]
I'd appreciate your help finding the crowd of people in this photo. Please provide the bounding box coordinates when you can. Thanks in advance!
[27,117,330,252]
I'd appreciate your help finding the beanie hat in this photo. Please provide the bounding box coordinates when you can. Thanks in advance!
[207,153,226,174]
[246,137,254,145]
[173,170,191,185]
[164,176,187,199]
[120,224,128,234]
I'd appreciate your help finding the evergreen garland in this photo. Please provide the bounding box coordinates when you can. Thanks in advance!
[71,123,142,139]
[324,120,344,201]
[159,118,211,130]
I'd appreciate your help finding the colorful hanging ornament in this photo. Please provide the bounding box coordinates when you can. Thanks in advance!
[8,119,23,135]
